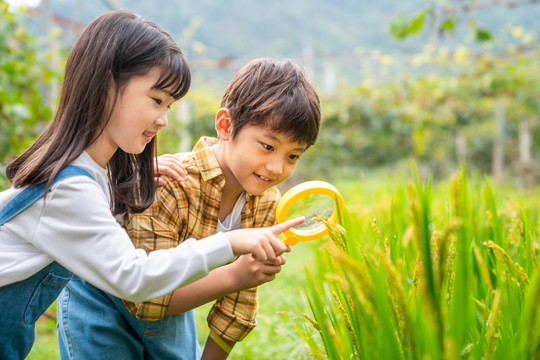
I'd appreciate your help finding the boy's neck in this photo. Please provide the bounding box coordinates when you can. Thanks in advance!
[212,141,244,221]
[218,186,243,222]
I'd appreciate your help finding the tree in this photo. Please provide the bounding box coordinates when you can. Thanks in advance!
[389,0,539,43]
[0,0,63,189]
[388,0,540,183]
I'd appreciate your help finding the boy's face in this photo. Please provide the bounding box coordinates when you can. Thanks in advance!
[220,123,306,196]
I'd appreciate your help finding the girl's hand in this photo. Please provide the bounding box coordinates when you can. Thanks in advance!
[155,153,188,186]
[225,217,304,261]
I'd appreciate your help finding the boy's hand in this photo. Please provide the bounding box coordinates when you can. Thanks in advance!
[229,254,287,290]
[225,217,304,261]
[154,153,188,185]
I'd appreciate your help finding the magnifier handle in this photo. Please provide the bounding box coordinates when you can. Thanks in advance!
[283,235,300,246]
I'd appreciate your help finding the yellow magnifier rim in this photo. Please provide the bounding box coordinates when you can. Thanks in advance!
[276,180,345,246]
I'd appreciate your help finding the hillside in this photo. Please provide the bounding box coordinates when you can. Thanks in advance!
[20,0,540,87]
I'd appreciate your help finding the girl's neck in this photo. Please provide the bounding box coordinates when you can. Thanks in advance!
[85,137,117,169]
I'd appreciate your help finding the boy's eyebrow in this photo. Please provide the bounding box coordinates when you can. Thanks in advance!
[262,133,307,152]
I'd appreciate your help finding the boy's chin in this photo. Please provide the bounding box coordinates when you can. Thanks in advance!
[245,186,269,197]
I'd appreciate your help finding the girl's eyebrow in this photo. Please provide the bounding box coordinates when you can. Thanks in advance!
[151,88,175,104]
[152,87,174,96]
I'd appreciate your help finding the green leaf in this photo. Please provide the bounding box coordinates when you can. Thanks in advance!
[441,17,455,32]
[408,9,428,35]
[390,9,429,39]
[389,14,410,39]
[475,28,493,42]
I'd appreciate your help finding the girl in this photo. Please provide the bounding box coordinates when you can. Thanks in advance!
[0,9,297,359]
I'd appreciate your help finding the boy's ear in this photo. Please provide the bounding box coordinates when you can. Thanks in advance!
[215,108,232,141]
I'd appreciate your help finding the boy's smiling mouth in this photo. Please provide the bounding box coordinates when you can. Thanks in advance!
[255,173,274,184]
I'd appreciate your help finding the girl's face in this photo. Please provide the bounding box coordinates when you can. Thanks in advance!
[86,67,174,168]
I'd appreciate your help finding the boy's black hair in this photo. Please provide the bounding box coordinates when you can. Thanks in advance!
[221,58,320,147]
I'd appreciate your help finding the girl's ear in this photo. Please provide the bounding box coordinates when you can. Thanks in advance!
[215,108,232,141]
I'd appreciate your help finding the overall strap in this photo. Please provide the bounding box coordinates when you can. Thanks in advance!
[0,165,94,226]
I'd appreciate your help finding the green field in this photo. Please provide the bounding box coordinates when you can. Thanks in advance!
[28,170,540,359]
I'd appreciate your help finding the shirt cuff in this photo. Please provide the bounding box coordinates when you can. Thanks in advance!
[191,232,234,269]
[207,302,257,342]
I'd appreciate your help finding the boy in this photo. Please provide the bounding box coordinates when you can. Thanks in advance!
[57,58,321,359]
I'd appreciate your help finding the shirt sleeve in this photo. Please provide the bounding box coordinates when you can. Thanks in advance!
[32,176,234,303]
[206,190,280,342]
[122,182,190,320]
[207,288,259,342]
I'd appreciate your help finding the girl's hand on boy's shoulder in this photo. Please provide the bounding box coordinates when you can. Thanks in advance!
[154,153,188,185]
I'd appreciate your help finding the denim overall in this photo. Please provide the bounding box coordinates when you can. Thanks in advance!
[0,166,93,360]
[57,280,200,360]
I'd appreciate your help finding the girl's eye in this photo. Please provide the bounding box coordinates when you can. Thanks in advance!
[262,143,273,151]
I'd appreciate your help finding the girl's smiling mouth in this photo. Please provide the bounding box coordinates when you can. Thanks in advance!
[142,130,157,143]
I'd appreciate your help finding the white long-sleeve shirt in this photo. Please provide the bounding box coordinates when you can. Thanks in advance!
[0,151,234,303]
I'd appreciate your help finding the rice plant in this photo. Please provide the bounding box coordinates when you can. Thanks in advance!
[299,168,540,359]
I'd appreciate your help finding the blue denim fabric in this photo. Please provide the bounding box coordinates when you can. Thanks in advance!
[58,279,201,360]
[0,166,93,359]
[0,262,73,359]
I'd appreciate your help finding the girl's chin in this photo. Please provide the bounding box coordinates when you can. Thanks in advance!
[122,144,147,155]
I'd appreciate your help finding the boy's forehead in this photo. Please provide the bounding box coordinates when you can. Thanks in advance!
[256,127,307,151]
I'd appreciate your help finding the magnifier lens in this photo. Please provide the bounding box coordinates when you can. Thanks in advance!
[286,193,336,230]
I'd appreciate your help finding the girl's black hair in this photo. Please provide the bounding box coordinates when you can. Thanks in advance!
[7,9,191,215]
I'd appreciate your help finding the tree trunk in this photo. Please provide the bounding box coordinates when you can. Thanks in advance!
[518,118,534,187]
[519,119,532,165]
[176,100,192,153]
[492,97,506,182]
[455,127,467,164]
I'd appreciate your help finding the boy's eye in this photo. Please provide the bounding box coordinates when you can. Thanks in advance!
[289,154,301,161]
[153,98,163,105]
[262,143,273,151]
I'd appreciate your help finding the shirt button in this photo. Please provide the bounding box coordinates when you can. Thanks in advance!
[244,209,251,215]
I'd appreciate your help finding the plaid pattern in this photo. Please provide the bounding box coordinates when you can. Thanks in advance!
[123,136,279,342]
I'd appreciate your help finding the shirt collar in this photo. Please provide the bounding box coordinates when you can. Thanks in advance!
[192,136,223,182]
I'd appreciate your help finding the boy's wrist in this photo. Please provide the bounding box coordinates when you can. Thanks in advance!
[208,331,234,354]
[202,331,235,360]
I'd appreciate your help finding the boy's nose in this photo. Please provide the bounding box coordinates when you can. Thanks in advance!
[266,158,283,176]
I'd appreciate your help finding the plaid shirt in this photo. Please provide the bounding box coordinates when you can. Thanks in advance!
[123,136,279,342]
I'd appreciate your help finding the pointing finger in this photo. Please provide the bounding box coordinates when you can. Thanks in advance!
[271,216,305,236]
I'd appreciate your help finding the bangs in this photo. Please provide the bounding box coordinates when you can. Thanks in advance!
[254,90,320,147]
[154,54,191,100]
[268,112,319,147]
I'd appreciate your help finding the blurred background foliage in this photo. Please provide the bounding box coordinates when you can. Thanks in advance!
[1,0,539,190]
[3,1,540,359]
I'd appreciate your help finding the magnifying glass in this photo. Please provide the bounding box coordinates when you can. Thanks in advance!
[276,180,345,246]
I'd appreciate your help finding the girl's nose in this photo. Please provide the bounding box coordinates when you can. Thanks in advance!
[156,113,168,128]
